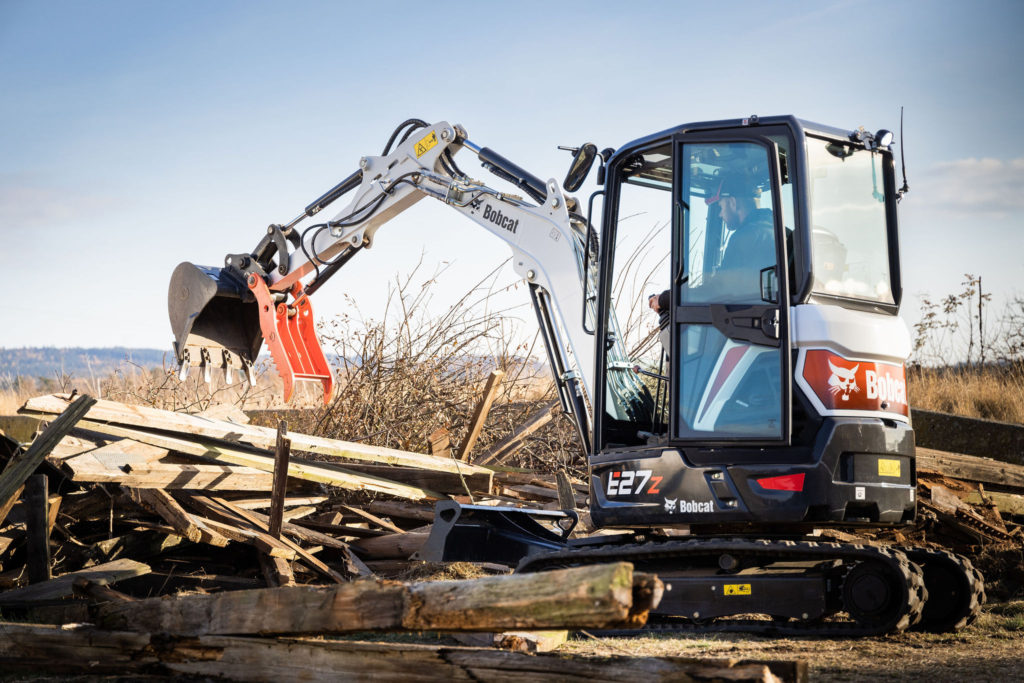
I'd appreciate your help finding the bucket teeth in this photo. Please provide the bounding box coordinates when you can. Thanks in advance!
[173,344,258,389]
[177,349,191,381]
[201,348,212,384]
[223,350,234,385]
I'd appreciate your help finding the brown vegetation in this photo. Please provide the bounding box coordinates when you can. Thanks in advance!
[908,363,1024,425]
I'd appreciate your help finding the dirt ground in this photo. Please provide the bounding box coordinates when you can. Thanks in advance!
[558,600,1024,682]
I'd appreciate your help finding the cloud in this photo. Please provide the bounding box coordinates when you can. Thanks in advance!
[0,177,117,229]
[910,157,1024,217]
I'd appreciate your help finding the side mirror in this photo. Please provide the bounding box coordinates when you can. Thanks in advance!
[563,143,598,192]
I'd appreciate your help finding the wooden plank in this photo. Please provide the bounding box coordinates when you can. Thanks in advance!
[72,578,136,603]
[0,484,23,528]
[1,394,96,507]
[350,530,430,560]
[366,500,434,523]
[226,495,328,509]
[121,462,275,490]
[198,496,360,581]
[556,469,575,511]
[341,504,405,534]
[94,562,653,635]
[917,447,1024,493]
[60,448,274,490]
[194,515,297,560]
[22,394,493,476]
[259,554,296,588]
[962,488,1024,516]
[457,370,504,461]
[0,624,807,682]
[474,400,556,466]
[322,461,493,495]
[0,558,150,605]
[123,487,205,544]
[268,421,290,539]
[60,419,444,501]
[427,427,451,457]
[451,630,568,653]
[25,475,51,583]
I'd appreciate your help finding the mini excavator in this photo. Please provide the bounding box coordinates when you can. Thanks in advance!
[169,116,984,635]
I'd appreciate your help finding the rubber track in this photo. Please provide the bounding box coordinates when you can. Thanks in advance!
[904,547,986,632]
[518,538,927,637]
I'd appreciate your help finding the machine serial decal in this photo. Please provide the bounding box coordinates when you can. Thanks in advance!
[878,458,901,477]
[724,584,752,596]
[414,131,438,157]
[483,204,519,233]
[606,469,662,496]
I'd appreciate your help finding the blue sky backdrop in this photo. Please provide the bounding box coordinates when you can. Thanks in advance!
[1,0,1022,353]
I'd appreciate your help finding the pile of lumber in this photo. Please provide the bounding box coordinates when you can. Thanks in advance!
[0,394,589,589]
[0,393,808,681]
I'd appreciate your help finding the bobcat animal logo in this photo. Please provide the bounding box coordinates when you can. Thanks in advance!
[664,498,677,513]
[827,360,860,401]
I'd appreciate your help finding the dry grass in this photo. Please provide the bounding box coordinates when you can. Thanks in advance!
[908,362,1024,425]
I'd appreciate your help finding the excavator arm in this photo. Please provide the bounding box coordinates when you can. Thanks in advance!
[169,119,648,451]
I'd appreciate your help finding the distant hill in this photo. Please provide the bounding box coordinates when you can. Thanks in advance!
[0,347,169,385]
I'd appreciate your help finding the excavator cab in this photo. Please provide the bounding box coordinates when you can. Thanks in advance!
[591,116,912,529]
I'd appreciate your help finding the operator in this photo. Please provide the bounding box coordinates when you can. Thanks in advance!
[647,172,776,357]
[704,172,776,301]
[648,291,671,360]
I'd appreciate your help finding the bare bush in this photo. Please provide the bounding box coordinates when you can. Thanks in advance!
[273,259,585,474]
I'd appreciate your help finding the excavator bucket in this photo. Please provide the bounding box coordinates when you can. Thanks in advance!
[168,262,262,385]
[168,261,335,403]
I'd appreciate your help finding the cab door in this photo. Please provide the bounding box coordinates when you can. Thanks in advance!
[670,131,792,445]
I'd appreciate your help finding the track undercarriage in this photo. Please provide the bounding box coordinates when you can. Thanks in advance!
[517,536,985,636]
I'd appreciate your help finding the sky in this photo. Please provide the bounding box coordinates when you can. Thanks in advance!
[1,0,1022,358]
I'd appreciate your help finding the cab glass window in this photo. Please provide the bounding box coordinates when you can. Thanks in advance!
[806,138,894,304]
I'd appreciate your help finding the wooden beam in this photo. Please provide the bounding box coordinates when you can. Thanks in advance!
[22,394,493,477]
[259,554,296,588]
[917,447,1024,493]
[962,488,1024,516]
[556,469,575,511]
[0,623,808,682]
[0,558,150,606]
[72,578,136,603]
[198,496,362,581]
[340,504,405,534]
[426,427,451,457]
[60,419,444,501]
[320,461,492,496]
[474,400,557,466]
[25,474,51,583]
[457,370,504,461]
[94,562,655,635]
[0,484,23,528]
[123,487,206,544]
[1,394,96,508]
[268,421,290,539]
[350,530,430,560]
[366,500,434,523]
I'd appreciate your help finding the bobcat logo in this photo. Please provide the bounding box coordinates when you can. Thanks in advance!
[828,360,860,401]
[664,498,677,513]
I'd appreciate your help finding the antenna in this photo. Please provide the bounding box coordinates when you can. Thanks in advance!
[897,106,910,200]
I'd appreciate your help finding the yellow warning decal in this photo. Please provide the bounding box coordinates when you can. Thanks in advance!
[724,584,751,596]
[878,458,901,477]
[415,131,438,157]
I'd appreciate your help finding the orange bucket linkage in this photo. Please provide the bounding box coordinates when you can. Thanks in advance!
[248,274,334,404]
